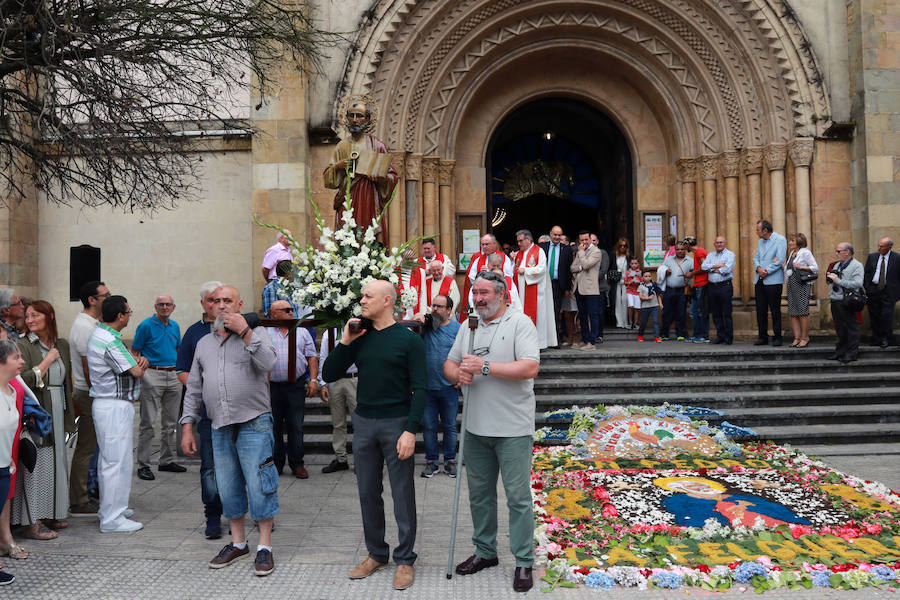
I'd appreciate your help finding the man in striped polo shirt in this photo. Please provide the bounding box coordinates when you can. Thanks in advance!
[87,295,147,533]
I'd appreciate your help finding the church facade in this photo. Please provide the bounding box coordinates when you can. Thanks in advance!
[2,0,898,332]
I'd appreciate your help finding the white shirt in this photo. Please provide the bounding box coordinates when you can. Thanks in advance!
[69,312,99,392]
[872,253,890,285]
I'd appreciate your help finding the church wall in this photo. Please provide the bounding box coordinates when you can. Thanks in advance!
[38,150,254,337]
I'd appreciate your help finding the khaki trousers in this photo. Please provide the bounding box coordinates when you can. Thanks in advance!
[69,388,96,506]
[326,376,357,462]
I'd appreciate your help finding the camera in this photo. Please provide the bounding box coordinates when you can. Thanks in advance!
[424,313,434,329]
[348,317,373,334]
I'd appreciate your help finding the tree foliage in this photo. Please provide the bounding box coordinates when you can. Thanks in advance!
[0,0,340,211]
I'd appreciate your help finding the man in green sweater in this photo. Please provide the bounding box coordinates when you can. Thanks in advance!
[322,280,426,591]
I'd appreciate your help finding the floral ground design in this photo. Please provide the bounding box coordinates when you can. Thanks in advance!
[532,405,900,592]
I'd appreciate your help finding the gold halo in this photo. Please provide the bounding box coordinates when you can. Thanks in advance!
[338,93,378,134]
[653,476,726,493]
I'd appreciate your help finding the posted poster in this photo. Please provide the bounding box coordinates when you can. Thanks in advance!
[462,229,481,254]
[643,214,665,267]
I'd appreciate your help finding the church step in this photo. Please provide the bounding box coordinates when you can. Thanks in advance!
[539,345,900,364]
[736,423,900,445]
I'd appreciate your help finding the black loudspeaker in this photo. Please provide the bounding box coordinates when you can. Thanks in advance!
[70,245,101,302]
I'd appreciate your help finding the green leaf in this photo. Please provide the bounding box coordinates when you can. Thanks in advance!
[559,581,577,588]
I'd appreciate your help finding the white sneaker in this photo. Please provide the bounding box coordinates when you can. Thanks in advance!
[100,518,143,533]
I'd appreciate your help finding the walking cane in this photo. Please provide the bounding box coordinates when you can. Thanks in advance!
[446,313,480,579]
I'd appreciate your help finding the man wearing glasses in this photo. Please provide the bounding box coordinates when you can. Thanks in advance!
[415,294,461,478]
[444,271,541,592]
[827,243,864,363]
[0,289,25,339]
[68,281,111,516]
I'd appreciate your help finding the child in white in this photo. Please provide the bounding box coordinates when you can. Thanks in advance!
[625,258,643,329]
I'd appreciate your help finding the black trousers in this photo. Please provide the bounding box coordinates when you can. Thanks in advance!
[549,278,567,342]
[867,288,896,345]
[708,281,734,343]
[755,281,783,341]
[832,299,860,359]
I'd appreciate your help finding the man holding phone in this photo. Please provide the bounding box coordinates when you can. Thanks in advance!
[322,280,427,591]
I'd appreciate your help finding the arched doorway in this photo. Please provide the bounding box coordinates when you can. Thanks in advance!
[485,98,633,254]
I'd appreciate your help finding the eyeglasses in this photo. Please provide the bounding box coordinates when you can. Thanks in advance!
[9,300,23,307]
[155,302,174,307]
[92,292,111,300]
[835,248,849,253]
[618,244,627,248]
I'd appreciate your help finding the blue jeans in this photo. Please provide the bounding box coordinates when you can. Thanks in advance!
[87,447,99,497]
[197,416,222,518]
[638,306,659,337]
[270,380,306,470]
[210,413,279,522]
[575,292,601,343]
[423,387,459,462]
[690,286,709,339]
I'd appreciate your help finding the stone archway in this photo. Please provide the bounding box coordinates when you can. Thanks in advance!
[335,0,830,302]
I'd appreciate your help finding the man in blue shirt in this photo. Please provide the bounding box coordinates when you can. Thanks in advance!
[417,294,461,478]
[752,220,788,346]
[133,294,184,480]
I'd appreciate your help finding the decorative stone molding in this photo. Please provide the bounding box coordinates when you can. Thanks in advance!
[742,147,764,175]
[421,156,439,183]
[788,138,815,167]
[390,151,407,178]
[720,151,741,178]
[438,159,455,186]
[405,153,422,181]
[675,157,698,182]
[700,155,719,181]
[764,143,788,171]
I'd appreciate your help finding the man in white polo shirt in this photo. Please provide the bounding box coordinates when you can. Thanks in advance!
[443,270,540,593]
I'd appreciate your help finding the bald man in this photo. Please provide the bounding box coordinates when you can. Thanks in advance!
[181,285,279,577]
[323,280,427,591]
[864,237,900,348]
[133,294,184,480]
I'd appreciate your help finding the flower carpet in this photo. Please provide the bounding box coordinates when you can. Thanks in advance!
[531,405,900,593]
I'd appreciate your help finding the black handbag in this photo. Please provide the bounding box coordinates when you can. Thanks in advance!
[796,270,818,284]
[605,269,621,283]
[842,287,867,312]
[18,429,37,472]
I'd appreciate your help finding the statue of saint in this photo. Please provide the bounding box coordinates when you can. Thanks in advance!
[323,95,398,244]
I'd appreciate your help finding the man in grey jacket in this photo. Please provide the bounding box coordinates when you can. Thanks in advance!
[826,242,864,363]
[571,231,607,349]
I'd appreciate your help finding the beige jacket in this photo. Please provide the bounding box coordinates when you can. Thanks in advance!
[571,245,604,295]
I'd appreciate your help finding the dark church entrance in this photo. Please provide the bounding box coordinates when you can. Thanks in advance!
[486,98,633,256]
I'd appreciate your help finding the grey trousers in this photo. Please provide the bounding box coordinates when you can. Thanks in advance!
[137,369,183,468]
[353,414,417,565]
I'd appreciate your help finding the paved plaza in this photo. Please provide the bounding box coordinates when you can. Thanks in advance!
[4,439,898,599]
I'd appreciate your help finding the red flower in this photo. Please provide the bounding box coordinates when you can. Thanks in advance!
[601,503,619,518]
[640,568,652,578]
[728,561,741,570]
[831,563,855,572]
[697,468,708,475]
[696,564,711,573]
[575,567,591,575]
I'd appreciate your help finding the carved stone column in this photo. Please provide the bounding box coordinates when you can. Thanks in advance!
[765,143,788,235]
[422,156,440,238]
[721,151,741,298]
[789,138,815,243]
[742,147,764,303]
[389,151,408,248]
[438,160,455,260]
[699,155,719,248]
[675,158,697,241]
[405,153,422,238]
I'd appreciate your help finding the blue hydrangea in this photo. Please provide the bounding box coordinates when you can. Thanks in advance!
[698,425,712,434]
[584,572,616,590]
[733,561,768,583]
[871,565,897,581]
[811,571,832,587]
[543,429,568,441]
[547,411,574,420]
[576,431,589,440]
[649,571,683,589]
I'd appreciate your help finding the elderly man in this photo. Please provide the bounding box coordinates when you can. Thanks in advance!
[514,229,557,349]
[571,231,604,349]
[445,270,541,593]
[539,225,574,346]
[659,243,694,341]
[180,285,278,577]
[827,243,865,363]
[753,219,788,346]
[864,237,900,348]
[261,232,293,281]
[175,281,224,539]
[266,300,318,479]
[0,289,25,339]
[88,295,148,533]
[67,280,110,516]
[460,234,515,317]
[702,236,736,345]
[322,280,426,591]
[412,260,460,318]
[417,238,455,278]
[133,295,184,481]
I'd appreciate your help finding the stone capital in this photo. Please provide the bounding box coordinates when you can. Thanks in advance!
[422,156,440,183]
[742,146,764,174]
[699,154,719,180]
[406,153,422,181]
[720,151,741,178]
[675,157,698,182]
[788,137,815,168]
[390,151,407,178]
[438,159,455,186]
[764,143,788,171]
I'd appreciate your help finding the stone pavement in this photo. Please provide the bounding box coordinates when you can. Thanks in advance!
[4,437,899,598]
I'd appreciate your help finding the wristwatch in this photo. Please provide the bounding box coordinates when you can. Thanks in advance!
[481,361,491,376]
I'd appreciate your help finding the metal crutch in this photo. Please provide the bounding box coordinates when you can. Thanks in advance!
[447,314,480,579]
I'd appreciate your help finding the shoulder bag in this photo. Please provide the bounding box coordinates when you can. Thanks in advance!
[842,287,867,312]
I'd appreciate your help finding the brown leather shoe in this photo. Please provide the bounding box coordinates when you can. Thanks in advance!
[348,557,388,579]
[455,554,499,575]
[513,566,533,592]
[209,543,250,569]
[293,466,309,479]
[393,564,414,590]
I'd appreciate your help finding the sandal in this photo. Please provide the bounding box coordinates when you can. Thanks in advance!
[0,544,28,559]
[797,339,810,348]
[21,523,58,540]
[43,519,68,531]
[789,340,800,347]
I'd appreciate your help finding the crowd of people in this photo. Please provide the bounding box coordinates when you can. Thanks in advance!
[0,219,894,589]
